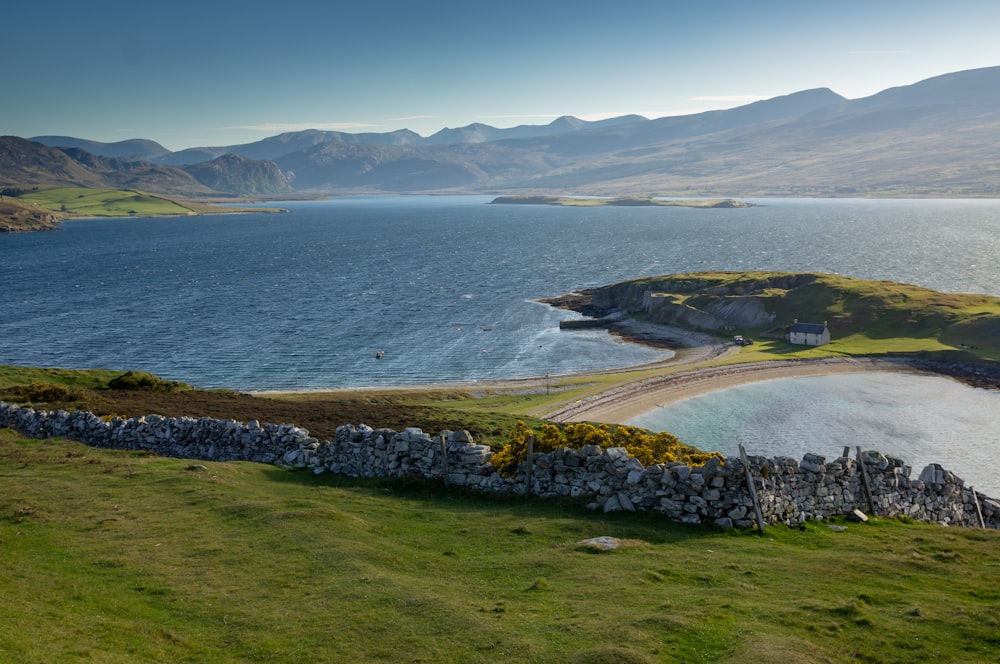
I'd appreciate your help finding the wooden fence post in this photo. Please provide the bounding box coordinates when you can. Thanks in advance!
[970,486,986,528]
[524,435,535,497]
[739,444,766,535]
[856,446,877,516]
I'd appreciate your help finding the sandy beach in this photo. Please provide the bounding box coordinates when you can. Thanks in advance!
[539,317,933,424]
[541,357,925,424]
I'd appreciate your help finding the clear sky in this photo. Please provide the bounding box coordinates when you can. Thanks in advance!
[4,0,999,150]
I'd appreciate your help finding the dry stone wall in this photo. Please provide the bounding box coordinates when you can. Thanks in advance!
[2,401,997,529]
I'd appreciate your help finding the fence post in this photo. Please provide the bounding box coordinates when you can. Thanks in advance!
[439,434,449,485]
[970,486,986,528]
[856,446,877,515]
[739,444,766,535]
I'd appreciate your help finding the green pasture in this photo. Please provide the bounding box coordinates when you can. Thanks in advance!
[18,187,195,217]
[2,432,999,663]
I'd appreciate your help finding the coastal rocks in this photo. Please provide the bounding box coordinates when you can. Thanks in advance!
[1,401,996,530]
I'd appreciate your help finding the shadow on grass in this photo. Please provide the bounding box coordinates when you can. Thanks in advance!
[256,464,732,546]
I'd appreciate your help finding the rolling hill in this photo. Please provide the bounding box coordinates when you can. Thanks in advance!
[1,137,291,197]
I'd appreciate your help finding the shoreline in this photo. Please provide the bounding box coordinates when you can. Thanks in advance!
[251,317,996,420]
[540,357,929,424]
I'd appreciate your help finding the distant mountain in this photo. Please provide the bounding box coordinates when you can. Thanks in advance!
[30,136,171,161]
[182,154,292,195]
[0,136,107,189]
[157,128,423,166]
[9,66,1000,196]
[59,148,216,197]
[421,114,648,145]
[0,137,290,198]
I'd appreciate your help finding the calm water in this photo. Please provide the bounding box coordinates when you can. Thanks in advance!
[629,373,1000,496]
[2,196,999,486]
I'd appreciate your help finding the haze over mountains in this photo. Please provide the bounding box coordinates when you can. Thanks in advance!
[8,66,1000,197]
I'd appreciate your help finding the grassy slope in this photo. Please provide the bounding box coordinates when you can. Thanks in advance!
[0,365,541,446]
[0,197,62,231]
[2,187,287,230]
[632,271,1000,362]
[19,187,196,217]
[2,432,999,664]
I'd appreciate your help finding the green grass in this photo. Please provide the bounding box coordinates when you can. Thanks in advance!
[3,430,999,663]
[627,271,1000,362]
[0,365,127,390]
[19,187,196,217]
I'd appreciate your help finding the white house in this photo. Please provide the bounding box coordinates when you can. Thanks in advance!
[787,320,830,346]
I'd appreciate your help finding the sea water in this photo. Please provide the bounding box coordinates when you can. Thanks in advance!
[1,196,999,488]
[628,372,1000,496]
[2,195,998,389]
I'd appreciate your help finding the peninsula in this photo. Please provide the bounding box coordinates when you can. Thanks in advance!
[490,195,752,208]
[0,187,286,232]
[537,270,1000,422]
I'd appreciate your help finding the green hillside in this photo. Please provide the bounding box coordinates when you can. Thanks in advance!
[591,271,1000,361]
[2,432,999,663]
[18,187,196,217]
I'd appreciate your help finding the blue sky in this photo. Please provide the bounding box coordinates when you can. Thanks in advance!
[4,0,1000,150]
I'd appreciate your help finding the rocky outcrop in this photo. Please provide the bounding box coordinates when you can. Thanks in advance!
[586,273,818,333]
[2,401,996,530]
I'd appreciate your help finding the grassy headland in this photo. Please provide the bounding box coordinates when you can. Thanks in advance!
[1,187,286,231]
[490,195,752,208]
[578,271,1000,363]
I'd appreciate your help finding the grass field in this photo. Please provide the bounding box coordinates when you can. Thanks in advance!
[18,187,196,217]
[2,431,999,663]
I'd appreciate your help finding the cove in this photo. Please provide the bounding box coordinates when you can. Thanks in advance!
[627,372,1000,496]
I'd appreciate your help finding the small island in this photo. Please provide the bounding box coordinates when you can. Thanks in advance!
[490,195,753,208]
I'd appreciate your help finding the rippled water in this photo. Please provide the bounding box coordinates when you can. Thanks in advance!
[3,195,999,487]
[628,372,1000,495]
[2,196,998,390]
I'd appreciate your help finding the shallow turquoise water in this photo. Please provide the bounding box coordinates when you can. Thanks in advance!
[628,372,1000,495]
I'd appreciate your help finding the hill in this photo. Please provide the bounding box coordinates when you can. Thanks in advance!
[2,429,999,662]
[573,271,1000,362]
[0,136,292,205]
[0,196,63,232]
[0,136,107,189]
[30,135,171,161]
[182,153,292,195]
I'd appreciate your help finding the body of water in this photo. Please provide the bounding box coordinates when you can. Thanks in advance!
[2,196,998,488]
[628,372,1000,496]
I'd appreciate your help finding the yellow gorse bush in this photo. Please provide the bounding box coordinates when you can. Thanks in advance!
[491,421,722,477]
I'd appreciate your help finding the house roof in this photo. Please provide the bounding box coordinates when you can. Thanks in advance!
[789,322,827,335]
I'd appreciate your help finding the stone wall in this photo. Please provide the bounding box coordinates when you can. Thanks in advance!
[2,401,997,529]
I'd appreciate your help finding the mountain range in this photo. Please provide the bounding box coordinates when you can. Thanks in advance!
[7,65,1000,197]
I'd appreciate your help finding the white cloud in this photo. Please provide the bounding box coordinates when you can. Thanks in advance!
[846,50,909,55]
[225,121,381,132]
